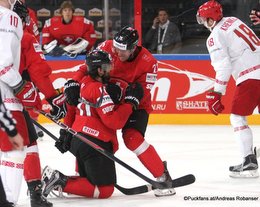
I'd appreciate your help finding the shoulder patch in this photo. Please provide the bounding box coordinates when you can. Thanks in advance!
[146,73,157,83]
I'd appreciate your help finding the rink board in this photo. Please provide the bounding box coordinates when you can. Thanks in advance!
[41,54,259,125]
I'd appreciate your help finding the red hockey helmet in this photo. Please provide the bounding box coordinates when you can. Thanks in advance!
[196,0,223,24]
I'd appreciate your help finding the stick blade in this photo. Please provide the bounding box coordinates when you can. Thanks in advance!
[172,174,196,187]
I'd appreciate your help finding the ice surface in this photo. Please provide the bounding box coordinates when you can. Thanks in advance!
[17,124,260,207]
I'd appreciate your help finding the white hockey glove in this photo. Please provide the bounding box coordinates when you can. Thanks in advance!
[63,38,89,58]
[43,40,66,57]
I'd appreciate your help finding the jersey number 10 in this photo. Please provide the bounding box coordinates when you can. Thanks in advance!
[10,15,19,28]
[234,23,260,51]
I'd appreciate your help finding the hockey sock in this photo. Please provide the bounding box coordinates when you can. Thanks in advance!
[64,177,114,198]
[0,150,25,204]
[24,144,41,181]
[230,114,253,158]
[235,126,253,158]
[138,145,164,178]
[123,129,164,178]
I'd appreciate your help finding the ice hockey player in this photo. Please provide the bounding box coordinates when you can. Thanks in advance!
[197,0,260,177]
[63,26,175,196]
[41,49,144,199]
[0,91,24,207]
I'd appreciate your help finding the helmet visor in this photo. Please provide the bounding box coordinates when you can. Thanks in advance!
[196,14,207,25]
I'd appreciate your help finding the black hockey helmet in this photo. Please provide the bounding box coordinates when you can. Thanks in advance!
[13,0,29,23]
[86,50,112,79]
[113,26,139,50]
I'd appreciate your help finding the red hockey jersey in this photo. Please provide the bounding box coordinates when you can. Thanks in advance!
[19,31,56,99]
[101,40,158,113]
[24,8,40,41]
[72,76,133,152]
[42,16,96,51]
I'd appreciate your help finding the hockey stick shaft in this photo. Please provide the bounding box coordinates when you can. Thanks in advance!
[32,119,195,195]
[31,119,59,141]
[36,110,169,189]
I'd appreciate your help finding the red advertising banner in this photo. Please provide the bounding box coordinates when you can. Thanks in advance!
[43,55,259,124]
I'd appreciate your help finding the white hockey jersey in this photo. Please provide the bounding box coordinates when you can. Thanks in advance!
[0,6,23,111]
[206,17,260,94]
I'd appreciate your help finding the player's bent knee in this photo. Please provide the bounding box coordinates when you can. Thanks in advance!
[123,129,145,151]
[98,185,114,198]
[230,114,247,128]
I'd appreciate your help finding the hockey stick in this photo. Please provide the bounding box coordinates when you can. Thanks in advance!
[32,118,195,195]
[35,110,174,189]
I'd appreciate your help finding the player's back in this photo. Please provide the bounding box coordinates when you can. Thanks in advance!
[208,17,260,83]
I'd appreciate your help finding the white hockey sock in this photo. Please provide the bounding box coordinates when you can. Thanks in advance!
[235,127,253,158]
[230,114,253,159]
[0,150,26,204]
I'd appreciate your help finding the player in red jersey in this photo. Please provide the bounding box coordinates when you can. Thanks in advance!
[20,0,40,41]
[63,26,175,197]
[42,0,96,57]
[41,50,144,199]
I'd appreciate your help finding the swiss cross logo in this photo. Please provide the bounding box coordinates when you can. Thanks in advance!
[208,38,214,47]
[62,35,74,44]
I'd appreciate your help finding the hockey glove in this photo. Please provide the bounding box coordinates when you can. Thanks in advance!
[250,9,260,25]
[124,82,144,110]
[64,80,80,106]
[55,129,72,153]
[206,90,224,115]
[63,38,89,58]
[106,82,122,104]
[47,90,67,119]
[43,40,65,57]
[13,80,42,110]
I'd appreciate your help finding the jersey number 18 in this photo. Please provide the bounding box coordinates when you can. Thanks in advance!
[234,23,260,51]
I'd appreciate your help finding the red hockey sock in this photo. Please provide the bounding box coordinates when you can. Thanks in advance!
[138,145,164,178]
[123,129,164,178]
[24,152,41,181]
[64,177,114,198]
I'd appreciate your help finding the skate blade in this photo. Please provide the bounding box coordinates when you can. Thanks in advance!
[229,170,259,178]
[154,188,176,197]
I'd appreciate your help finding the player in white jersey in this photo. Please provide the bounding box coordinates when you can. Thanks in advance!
[0,0,44,206]
[197,0,260,178]
[0,91,24,207]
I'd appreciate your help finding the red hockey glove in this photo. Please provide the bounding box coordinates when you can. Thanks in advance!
[206,91,224,115]
[47,90,67,120]
[13,80,42,110]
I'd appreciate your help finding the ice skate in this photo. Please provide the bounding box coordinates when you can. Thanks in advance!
[42,166,68,198]
[154,161,176,197]
[229,154,259,178]
[28,180,53,207]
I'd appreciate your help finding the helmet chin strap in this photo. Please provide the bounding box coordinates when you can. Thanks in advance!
[8,0,18,10]
[204,20,217,32]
